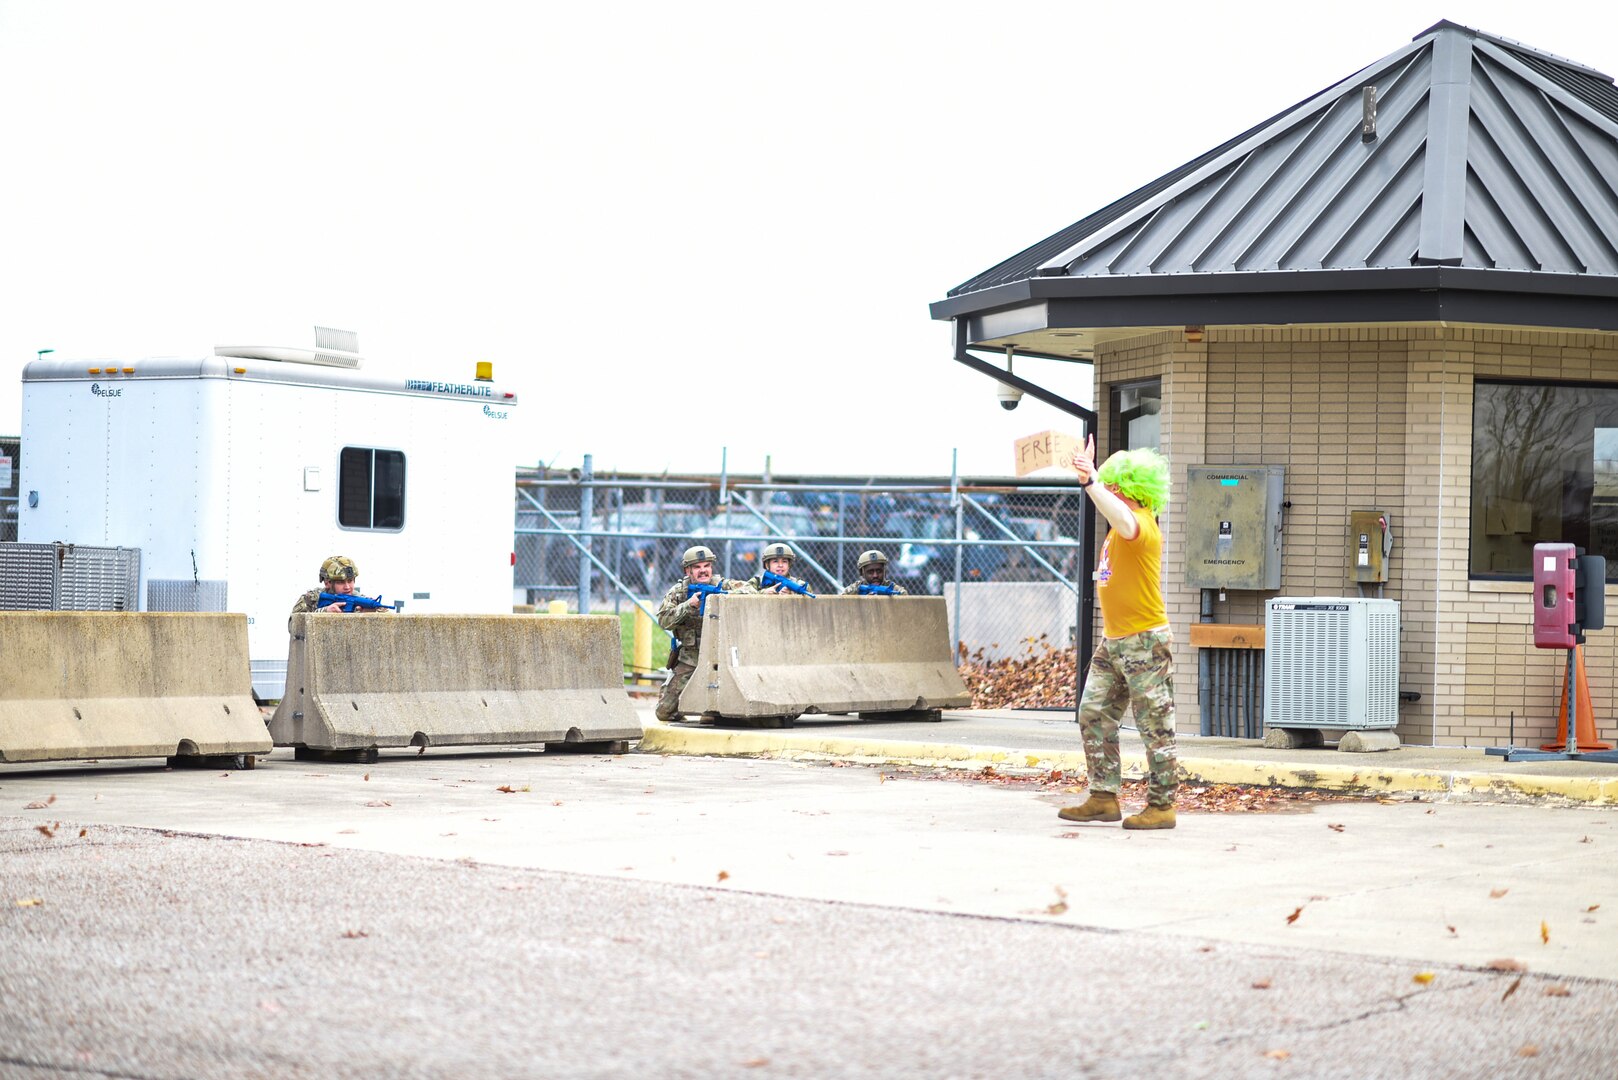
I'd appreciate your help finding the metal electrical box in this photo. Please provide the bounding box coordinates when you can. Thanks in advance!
[1349,510,1393,584]
[1184,465,1285,590]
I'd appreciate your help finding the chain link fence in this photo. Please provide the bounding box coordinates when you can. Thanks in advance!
[515,455,1091,707]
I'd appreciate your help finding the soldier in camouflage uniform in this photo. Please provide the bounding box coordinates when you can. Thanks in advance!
[287,555,385,630]
[1057,435,1179,831]
[745,542,812,595]
[841,549,909,594]
[655,545,759,723]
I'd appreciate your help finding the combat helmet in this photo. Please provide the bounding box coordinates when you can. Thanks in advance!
[682,544,718,569]
[319,555,358,582]
[856,549,890,571]
[759,542,795,565]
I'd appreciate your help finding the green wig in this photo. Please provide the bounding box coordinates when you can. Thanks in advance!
[1096,448,1171,513]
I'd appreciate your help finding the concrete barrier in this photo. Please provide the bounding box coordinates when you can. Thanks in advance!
[0,612,270,764]
[677,595,971,721]
[269,614,642,754]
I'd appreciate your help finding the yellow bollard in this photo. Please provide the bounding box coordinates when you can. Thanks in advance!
[546,599,569,616]
[633,606,654,685]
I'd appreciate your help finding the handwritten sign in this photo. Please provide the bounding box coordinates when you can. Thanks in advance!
[1014,430,1081,477]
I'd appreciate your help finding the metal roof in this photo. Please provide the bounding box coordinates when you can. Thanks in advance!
[938,22,1618,327]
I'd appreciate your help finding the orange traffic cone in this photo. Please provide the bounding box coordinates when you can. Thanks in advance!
[1543,644,1614,752]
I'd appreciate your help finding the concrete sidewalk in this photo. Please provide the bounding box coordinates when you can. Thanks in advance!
[638,708,1618,805]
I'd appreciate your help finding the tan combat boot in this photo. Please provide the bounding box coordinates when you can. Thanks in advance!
[1122,804,1177,830]
[1057,792,1121,822]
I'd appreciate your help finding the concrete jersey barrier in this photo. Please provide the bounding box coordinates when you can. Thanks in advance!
[0,612,270,764]
[677,595,971,720]
[269,613,642,752]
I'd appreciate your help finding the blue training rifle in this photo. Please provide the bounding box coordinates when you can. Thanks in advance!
[761,571,815,597]
[316,591,401,613]
[686,580,725,614]
[669,581,728,665]
[856,583,898,596]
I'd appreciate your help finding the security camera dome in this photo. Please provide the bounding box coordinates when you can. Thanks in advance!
[996,382,1023,411]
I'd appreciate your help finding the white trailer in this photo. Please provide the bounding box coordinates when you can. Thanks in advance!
[17,339,520,700]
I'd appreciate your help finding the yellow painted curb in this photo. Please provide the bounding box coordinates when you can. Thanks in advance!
[636,725,1618,805]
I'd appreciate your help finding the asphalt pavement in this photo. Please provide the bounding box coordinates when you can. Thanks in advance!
[3,724,1616,1077]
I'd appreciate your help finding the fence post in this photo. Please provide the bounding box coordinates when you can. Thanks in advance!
[722,447,737,579]
[576,453,594,615]
[951,448,963,663]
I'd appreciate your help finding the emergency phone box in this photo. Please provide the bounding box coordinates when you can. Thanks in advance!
[1533,542,1578,649]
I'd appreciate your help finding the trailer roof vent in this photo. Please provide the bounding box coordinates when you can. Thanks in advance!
[214,326,362,368]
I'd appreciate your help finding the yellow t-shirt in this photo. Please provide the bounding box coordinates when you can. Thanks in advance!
[1096,506,1167,638]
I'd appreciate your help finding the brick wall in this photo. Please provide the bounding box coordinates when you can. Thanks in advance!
[1091,325,1618,747]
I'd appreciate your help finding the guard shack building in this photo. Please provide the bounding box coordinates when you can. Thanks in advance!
[932,22,1618,747]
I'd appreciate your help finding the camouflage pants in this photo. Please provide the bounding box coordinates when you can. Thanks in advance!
[656,660,696,722]
[1077,628,1178,808]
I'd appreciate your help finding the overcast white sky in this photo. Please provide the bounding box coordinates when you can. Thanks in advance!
[1,1,1611,477]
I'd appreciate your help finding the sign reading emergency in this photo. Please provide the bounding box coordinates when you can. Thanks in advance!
[1014,430,1081,477]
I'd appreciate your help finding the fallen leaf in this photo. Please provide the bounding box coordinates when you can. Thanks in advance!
[1251,978,1272,990]
[1490,888,1509,899]
[1485,958,1526,972]
[77,829,87,838]
[1518,1045,1539,1057]
[35,824,55,839]
[1545,985,1572,997]
[1579,835,1592,843]
[1587,904,1601,913]
[340,930,369,939]
[1541,920,1550,945]
[1446,925,1458,936]
[15,898,43,907]
[1263,1049,1291,1060]
[1412,972,1435,985]
[1327,823,1345,832]
[23,797,55,810]
[1197,946,1216,953]
[1046,885,1069,916]
[1285,906,1304,925]
[1193,1020,1209,1031]
[1502,976,1522,1002]
[363,773,370,781]
[740,1059,769,1069]
[496,785,516,794]
[364,800,392,808]
[717,870,730,883]
[417,745,426,755]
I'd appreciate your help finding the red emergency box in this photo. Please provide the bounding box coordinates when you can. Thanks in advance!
[1533,542,1579,649]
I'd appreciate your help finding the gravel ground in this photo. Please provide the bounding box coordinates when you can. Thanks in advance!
[4,817,1616,1079]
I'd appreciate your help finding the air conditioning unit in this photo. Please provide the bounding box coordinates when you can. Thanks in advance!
[1264,597,1399,730]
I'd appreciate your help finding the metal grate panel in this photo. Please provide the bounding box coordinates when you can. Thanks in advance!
[0,543,60,609]
[147,579,229,612]
[58,547,141,610]
[0,542,140,611]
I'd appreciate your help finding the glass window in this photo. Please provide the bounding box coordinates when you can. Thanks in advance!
[338,446,406,530]
[1472,380,1618,579]
[1109,378,1162,452]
